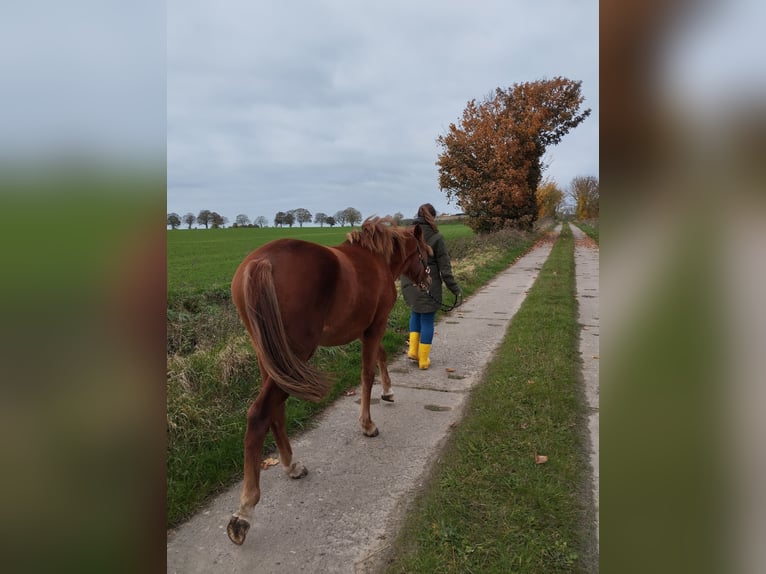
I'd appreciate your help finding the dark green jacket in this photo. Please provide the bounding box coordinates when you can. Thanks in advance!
[400,220,461,313]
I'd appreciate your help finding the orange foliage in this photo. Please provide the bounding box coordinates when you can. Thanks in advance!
[437,77,591,232]
[536,179,564,220]
[570,175,599,220]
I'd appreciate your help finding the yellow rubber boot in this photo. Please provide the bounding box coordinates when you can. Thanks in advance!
[407,332,420,361]
[418,343,432,370]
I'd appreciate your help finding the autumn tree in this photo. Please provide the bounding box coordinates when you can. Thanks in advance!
[197,209,212,229]
[254,216,268,228]
[437,77,591,232]
[167,212,181,229]
[570,175,599,220]
[235,214,251,227]
[326,216,337,227]
[183,212,196,229]
[283,212,295,227]
[535,179,564,220]
[274,212,286,227]
[314,212,328,227]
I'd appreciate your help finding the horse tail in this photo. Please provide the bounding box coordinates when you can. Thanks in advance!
[242,259,332,403]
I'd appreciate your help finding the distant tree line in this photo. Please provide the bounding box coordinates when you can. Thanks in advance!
[273,207,367,228]
[166,181,597,231]
[167,206,399,230]
[167,210,237,230]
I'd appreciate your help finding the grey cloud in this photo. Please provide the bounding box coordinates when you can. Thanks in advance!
[168,0,599,221]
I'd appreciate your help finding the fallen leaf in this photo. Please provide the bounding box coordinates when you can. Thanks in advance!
[592,355,600,359]
[534,453,549,465]
[445,367,456,373]
[343,389,356,396]
[261,457,279,469]
[520,422,529,430]
[526,379,535,385]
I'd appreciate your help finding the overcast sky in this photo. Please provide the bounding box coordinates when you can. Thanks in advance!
[167,0,599,225]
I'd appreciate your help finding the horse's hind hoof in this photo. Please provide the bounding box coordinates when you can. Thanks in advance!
[227,515,250,545]
[287,461,308,479]
[381,393,394,402]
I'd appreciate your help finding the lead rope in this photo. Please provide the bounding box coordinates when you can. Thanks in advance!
[402,281,463,312]
[424,287,463,312]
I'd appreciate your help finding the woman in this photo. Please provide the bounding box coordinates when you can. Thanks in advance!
[400,203,462,369]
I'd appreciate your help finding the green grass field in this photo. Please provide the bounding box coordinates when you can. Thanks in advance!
[167,223,475,297]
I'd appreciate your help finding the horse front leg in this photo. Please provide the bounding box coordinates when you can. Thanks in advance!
[359,333,383,437]
[377,343,394,402]
[227,380,278,545]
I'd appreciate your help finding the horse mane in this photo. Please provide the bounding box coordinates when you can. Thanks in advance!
[345,216,410,262]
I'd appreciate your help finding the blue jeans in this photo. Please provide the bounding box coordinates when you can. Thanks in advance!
[409,311,435,344]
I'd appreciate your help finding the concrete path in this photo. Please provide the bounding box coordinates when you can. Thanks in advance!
[571,225,600,550]
[167,224,593,573]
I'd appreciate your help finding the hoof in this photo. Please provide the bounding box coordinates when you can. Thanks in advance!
[287,461,308,479]
[381,393,394,402]
[363,426,380,437]
[227,515,250,546]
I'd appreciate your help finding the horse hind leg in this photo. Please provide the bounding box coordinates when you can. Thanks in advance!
[377,344,394,402]
[227,379,280,546]
[269,390,308,479]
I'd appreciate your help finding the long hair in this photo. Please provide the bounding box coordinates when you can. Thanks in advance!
[417,203,439,232]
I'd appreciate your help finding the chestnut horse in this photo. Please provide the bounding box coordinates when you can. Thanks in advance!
[226,217,432,545]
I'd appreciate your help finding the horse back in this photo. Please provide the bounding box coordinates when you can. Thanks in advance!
[233,239,391,353]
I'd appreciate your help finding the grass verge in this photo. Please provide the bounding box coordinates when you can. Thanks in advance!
[385,224,595,573]
[574,220,599,245]
[167,225,546,528]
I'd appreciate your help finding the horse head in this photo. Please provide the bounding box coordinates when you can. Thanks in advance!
[346,217,432,291]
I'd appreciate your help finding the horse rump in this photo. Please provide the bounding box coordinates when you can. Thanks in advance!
[240,258,332,402]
